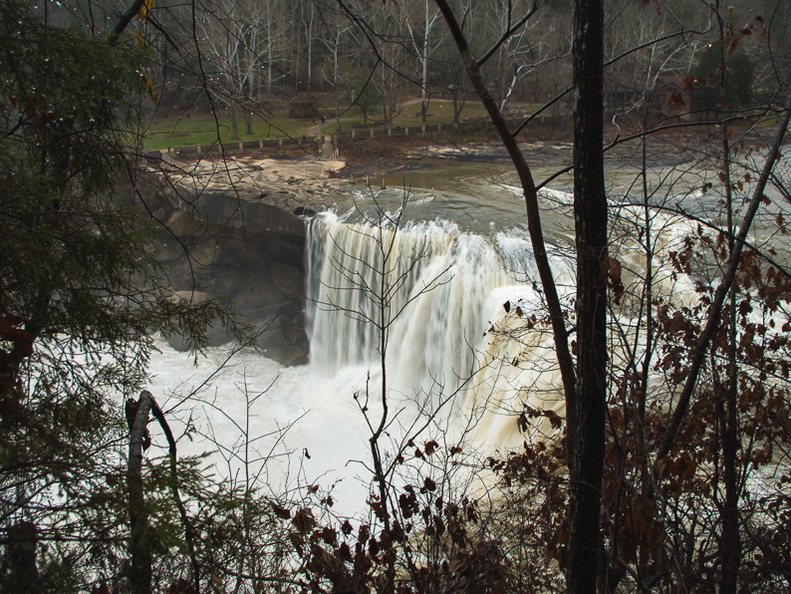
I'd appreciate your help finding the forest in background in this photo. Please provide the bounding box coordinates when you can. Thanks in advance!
[151,0,785,140]
[2,0,791,592]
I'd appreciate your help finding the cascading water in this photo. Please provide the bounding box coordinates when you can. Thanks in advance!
[304,206,574,446]
[144,152,791,516]
[146,192,577,513]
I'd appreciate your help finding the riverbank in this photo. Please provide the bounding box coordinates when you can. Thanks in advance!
[335,117,782,178]
[142,116,780,366]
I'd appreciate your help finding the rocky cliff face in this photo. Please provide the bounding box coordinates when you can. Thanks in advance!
[138,154,347,366]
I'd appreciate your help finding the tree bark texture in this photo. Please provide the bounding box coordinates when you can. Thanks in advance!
[569,0,607,592]
[128,390,154,594]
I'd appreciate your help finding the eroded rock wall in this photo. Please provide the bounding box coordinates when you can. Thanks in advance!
[136,157,343,366]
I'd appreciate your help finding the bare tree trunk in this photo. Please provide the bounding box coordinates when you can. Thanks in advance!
[719,120,741,594]
[126,390,200,594]
[431,2,608,591]
[229,103,239,141]
[245,109,253,136]
[128,391,154,594]
[568,0,607,592]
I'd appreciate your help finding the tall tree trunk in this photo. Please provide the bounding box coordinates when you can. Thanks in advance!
[229,103,239,141]
[720,121,741,594]
[128,392,154,594]
[568,0,607,592]
[245,109,253,136]
[431,3,604,590]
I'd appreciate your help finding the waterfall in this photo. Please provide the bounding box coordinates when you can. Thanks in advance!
[305,210,571,446]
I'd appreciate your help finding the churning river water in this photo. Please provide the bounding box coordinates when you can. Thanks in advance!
[146,148,791,513]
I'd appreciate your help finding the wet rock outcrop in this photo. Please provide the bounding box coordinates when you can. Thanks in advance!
[138,155,346,365]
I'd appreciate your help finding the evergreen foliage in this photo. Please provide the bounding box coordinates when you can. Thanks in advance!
[0,1,237,589]
[692,41,756,112]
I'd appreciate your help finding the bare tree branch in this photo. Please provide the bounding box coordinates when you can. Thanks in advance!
[432,0,576,402]
[658,100,791,459]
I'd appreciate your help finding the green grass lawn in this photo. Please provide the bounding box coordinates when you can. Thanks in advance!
[141,99,535,150]
[141,107,317,150]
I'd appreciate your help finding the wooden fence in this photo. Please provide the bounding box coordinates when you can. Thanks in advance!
[166,114,566,158]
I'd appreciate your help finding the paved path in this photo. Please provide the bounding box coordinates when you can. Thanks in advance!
[305,121,342,159]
